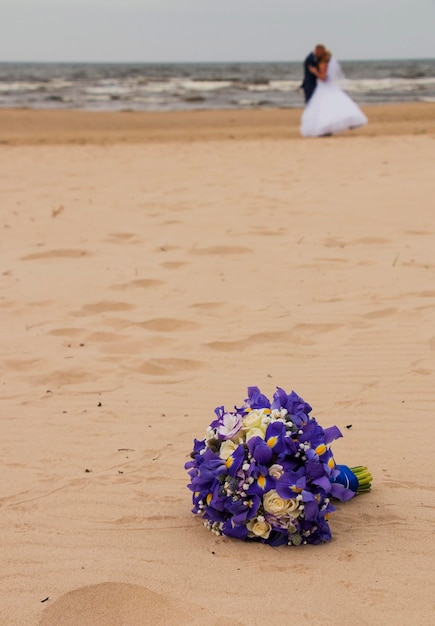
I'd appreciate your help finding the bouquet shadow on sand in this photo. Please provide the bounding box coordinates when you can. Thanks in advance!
[185,386,372,546]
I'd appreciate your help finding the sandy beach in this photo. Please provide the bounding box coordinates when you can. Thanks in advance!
[2,102,435,144]
[1,104,434,625]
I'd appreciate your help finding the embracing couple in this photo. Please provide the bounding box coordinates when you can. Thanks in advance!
[300,44,368,137]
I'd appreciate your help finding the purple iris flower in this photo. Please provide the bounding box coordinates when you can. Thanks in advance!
[303,499,320,522]
[184,439,207,473]
[203,507,227,524]
[323,500,337,516]
[323,425,343,444]
[283,435,298,457]
[305,459,327,480]
[275,469,307,499]
[264,421,287,455]
[196,448,227,481]
[315,516,333,543]
[211,405,225,429]
[312,475,332,494]
[193,437,207,454]
[286,390,313,416]
[247,422,288,467]
[247,436,273,465]
[224,444,245,477]
[266,531,289,547]
[245,386,271,409]
[226,495,260,524]
[298,420,323,445]
[209,483,229,512]
[330,482,355,501]
[304,517,332,544]
[222,519,249,540]
[271,388,312,418]
[246,472,275,496]
[278,455,299,473]
[245,459,265,479]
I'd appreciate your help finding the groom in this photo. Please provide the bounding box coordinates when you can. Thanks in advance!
[301,44,325,103]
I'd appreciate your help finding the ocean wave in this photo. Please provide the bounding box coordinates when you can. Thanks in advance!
[1,59,434,110]
[0,81,42,92]
[84,85,132,96]
[344,77,435,93]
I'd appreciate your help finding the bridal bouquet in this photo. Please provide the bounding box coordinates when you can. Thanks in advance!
[185,386,372,546]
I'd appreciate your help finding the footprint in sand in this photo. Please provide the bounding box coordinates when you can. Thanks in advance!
[160,261,189,269]
[98,317,134,331]
[154,245,182,252]
[207,332,294,352]
[398,290,435,300]
[136,318,200,332]
[189,245,251,255]
[351,236,392,245]
[323,236,392,248]
[207,324,342,352]
[40,582,218,626]
[85,331,126,343]
[404,230,434,236]
[189,301,226,315]
[135,358,204,376]
[3,358,40,372]
[110,278,165,291]
[97,337,175,355]
[248,227,284,237]
[412,368,432,376]
[30,367,99,386]
[20,249,91,260]
[74,301,136,316]
[48,327,85,338]
[323,236,346,248]
[104,232,142,244]
[161,219,183,225]
[363,307,397,319]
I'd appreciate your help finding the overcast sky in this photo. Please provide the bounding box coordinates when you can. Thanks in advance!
[1,0,434,63]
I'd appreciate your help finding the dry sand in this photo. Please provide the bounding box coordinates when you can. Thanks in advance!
[1,105,434,625]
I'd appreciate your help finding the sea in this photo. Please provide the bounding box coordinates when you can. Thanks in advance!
[1,58,434,112]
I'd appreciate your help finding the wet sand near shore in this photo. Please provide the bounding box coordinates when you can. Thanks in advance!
[1,102,435,144]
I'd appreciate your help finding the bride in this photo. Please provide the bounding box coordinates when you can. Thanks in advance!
[300,50,368,137]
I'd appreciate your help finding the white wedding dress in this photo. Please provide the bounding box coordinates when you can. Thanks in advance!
[300,57,368,137]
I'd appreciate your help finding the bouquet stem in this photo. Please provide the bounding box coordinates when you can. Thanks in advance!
[333,464,373,495]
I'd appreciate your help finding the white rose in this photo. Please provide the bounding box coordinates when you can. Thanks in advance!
[263,489,301,518]
[242,409,263,431]
[268,464,284,479]
[245,427,266,441]
[219,440,238,460]
[243,409,270,430]
[246,517,272,539]
[286,499,302,517]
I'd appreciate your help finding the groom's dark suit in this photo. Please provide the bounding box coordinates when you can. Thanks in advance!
[301,52,319,103]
